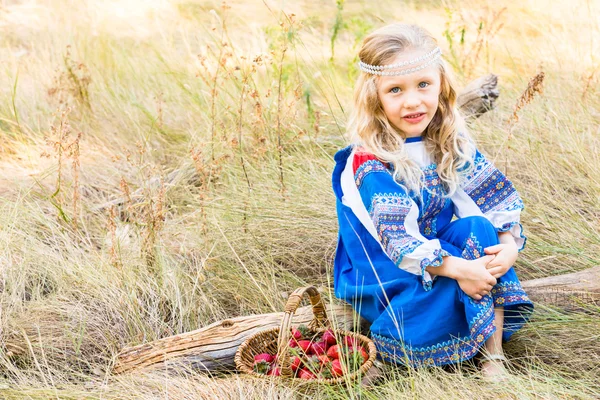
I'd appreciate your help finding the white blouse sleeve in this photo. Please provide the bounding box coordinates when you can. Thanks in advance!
[452,148,526,251]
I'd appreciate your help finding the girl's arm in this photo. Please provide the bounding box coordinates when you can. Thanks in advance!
[425,256,465,280]
[426,255,498,300]
[483,231,519,279]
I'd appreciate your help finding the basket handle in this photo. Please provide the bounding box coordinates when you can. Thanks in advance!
[276,286,329,378]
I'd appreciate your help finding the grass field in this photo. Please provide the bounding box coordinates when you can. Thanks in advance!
[1,0,599,398]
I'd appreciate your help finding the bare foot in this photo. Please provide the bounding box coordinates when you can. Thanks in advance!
[480,354,510,382]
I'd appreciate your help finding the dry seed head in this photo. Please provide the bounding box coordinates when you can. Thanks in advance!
[508,68,545,125]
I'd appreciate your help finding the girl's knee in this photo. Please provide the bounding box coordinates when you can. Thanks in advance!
[455,216,499,248]
[460,216,496,235]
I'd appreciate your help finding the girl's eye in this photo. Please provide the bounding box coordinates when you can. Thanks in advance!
[390,87,400,93]
[418,81,430,88]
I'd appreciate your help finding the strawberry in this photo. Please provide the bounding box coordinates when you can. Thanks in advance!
[350,346,369,364]
[288,338,298,348]
[253,360,271,375]
[267,366,281,376]
[321,329,337,347]
[253,353,275,363]
[345,346,368,373]
[298,368,316,380]
[344,336,358,347]
[297,340,313,355]
[296,324,312,339]
[311,340,327,355]
[331,359,344,377]
[316,354,330,365]
[326,344,340,359]
[291,327,303,341]
[290,356,302,372]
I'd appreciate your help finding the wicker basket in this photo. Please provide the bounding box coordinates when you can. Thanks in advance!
[234,286,377,384]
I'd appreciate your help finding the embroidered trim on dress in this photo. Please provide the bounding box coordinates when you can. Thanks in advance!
[419,165,448,238]
[496,222,528,252]
[369,193,423,266]
[372,279,534,367]
[420,248,452,291]
[461,233,482,260]
[372,296,496,366]
[462,152,524,214]
[355,160,389,189]
[491,280,531,308]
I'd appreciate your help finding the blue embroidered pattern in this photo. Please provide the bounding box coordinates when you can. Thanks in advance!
[372,295,496,366]
[355,160,389,189]
[420,248,452,291]
[461,152,524,214]
[418,165,448,238]
[491,281,531,307]
[369,193,423,266]
[461,233,483,260]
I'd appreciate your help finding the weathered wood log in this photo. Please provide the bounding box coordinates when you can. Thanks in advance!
[113,267,599,375]
[521,266,600,309]
[113,303,364,374]
[457,74,499,118]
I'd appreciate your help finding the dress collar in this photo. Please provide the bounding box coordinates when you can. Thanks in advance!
[405,136,423,143]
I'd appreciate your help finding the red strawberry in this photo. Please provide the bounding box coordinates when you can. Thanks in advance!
[344,336,358,347]
[331,359,344,377]
[311,340,327,355]
[326,344,340,359]
[298,368,316,380]
[267,366,281,376]
[291,327,303,341]
[253,353,275,363]
[297,340,313,355]
[345,346,368,373]
[290,356,302,372]
[316,354,330,365]
[253,360,271,375]
[288,338,298,348]
[350,346,368,364]
[296,324,311,339]
[322,329,337,347]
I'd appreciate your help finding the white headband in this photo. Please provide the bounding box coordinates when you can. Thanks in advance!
[358,47,442,76]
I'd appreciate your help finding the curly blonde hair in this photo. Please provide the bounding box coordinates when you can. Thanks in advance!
[348,23,475,196]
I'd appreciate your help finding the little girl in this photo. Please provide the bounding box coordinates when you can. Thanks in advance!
[332,23,533,379]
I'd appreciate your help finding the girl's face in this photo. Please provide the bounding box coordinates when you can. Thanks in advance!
[376,49,442,138]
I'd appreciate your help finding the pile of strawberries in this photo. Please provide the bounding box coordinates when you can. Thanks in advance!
[252,324,369,380]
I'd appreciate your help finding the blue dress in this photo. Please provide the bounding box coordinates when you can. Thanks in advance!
[332,137,534,367]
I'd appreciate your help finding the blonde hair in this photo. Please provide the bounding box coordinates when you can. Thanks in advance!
[348,23,475,196]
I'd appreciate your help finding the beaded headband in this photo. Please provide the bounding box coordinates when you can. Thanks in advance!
[358,47,442,76]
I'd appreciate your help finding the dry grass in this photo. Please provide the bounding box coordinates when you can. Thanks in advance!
[1,0,599,398]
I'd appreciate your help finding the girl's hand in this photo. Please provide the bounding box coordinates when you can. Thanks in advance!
[455,255,497,301]
[483,242,518,279]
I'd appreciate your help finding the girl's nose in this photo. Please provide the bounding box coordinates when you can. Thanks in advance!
[403,91,422,108]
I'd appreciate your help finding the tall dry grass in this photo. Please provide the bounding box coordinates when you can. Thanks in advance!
[0,0,599,398]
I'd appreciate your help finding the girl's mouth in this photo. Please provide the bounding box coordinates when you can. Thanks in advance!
[403,113,426,124]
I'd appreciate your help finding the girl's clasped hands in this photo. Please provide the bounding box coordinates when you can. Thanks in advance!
[456,239,518,301]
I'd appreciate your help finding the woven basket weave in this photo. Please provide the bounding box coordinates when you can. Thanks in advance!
[234,286,377,384]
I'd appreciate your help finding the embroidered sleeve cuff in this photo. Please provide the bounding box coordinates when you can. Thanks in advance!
[496,221,527,252]
[397,240,451,291]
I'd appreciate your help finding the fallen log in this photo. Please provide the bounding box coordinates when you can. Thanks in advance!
[521,265,600,309]
[113,267,599,374]
[112,303,364,374]
[457,74,499,118]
